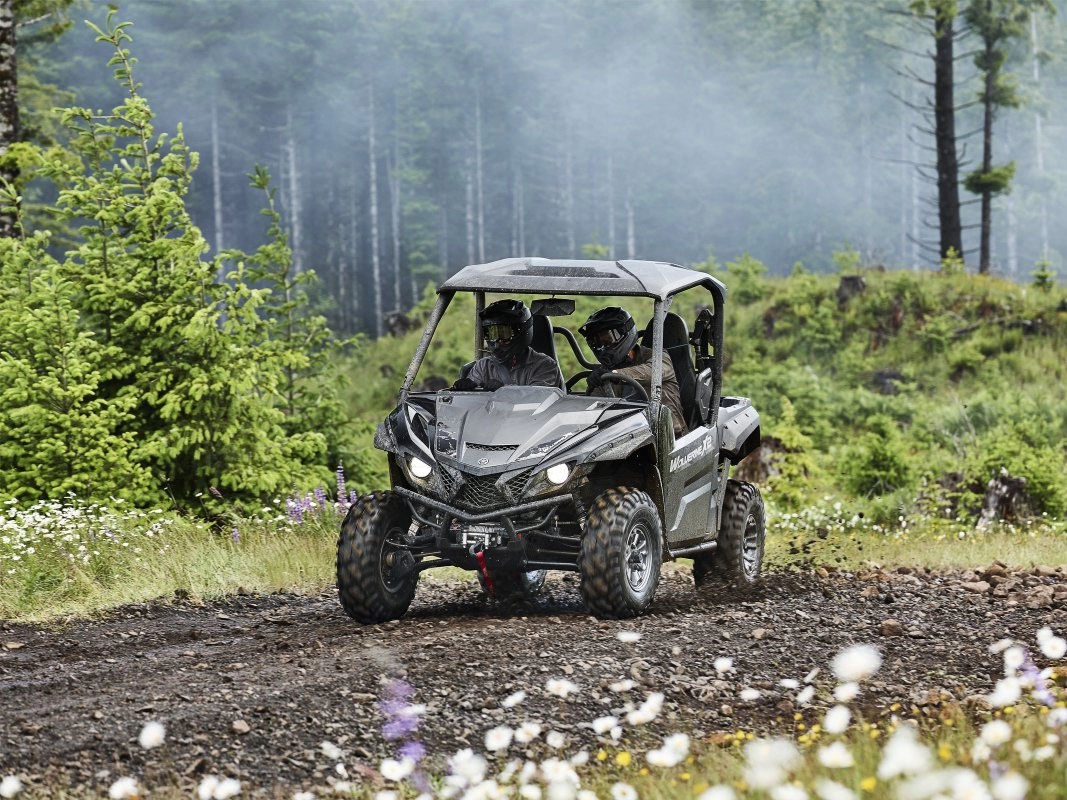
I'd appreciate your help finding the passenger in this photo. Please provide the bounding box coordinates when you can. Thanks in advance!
[579,307,687,437]
[452,298,562,390]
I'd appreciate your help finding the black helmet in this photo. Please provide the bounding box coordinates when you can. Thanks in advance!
[579,307,638,369]
[480,298,533,364]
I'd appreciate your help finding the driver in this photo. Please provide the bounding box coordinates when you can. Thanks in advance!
[452,298,563,391]
[579,307,687,437]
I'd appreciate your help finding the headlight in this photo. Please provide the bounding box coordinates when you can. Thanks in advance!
[518,433,574,460]
[409,456,433,478]
[545,463,570,485]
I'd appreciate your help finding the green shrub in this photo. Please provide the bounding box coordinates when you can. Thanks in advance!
[840,415,914,497]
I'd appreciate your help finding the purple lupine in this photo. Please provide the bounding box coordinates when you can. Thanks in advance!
[1021,652,1055,706]
[231,527,240,544]
[378,678,429,791]
[336,462,347,512]
[314,487,328,510]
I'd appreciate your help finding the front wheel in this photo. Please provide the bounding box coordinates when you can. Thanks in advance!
[693,480,765,587]
[578,487,662,619]
[337,491,419,624]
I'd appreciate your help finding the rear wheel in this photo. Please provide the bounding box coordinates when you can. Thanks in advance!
[693,480,764,587]
[480,568,547,599]
[578,487,662,619]
[336,491,419,624]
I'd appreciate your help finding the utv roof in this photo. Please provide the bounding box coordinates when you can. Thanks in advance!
[439,258,727,302]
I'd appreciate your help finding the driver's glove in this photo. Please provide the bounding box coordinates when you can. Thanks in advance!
[452,377,479,391]
[587,366,611,389]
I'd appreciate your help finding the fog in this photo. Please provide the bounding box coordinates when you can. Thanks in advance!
[47,0,1067,334]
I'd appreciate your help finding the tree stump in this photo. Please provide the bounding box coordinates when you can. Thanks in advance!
[977,468,1032,528]
[837,275,867,308]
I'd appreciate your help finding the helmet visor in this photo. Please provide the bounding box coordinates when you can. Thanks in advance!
[585,328,625,349]
[483,323,516,343]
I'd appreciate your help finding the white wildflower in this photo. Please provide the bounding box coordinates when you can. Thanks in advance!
[545,678,579,699]
[814,779,854,800]
[739,688,760,701]
[979,720,1012,747]
[592,715,618,734]
[0,777,22,799]
[831,644,881,682]
[381,756,416,781]
[1040,635,1067,660]
[321,741,343,760]
[817,741,854,769]
[1047,707,1067,727]
[610,783,637,800]
[971,739,992,763]
[950,769,992,800]
[610,725,623,741]
[823,705,851,735]
[714,657,734,674]
[645,732,689,767]
[198,778,221,800]
[138,720,166,750]
[520,787,542,800]
[484,726,514,752]
[546,730,565,749]
[988,677,1021,708]
[213,778,242,800]
[514,722,543,743]
[1003,646,1026,675]
[545,782,576,800]
[804,667,820,683]
[991,773,1027,800]
[540,758,578,786]
[502,690,527,708]
[577,793,597,800]
[833,682,859,702]
[1013,739,1032,762]
[878,725,932,780]
[771,785,807,800]
[698,787,736,800]
[569,751,589,766]
[294,792,316,800]
[779,678,800,690]
[626,692,664,725]
[616,630,642,643]
[610,679,636,693]
[989,638,1014,654]
[1033,744,1055,761]
[796,685,816,706]
[108,778,140,800]
[743,737,800,789]
[448,748,488,787]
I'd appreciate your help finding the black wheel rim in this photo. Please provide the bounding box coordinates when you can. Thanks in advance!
[379,523,410,593]
[624,522,653,594]
[741,512,761,578]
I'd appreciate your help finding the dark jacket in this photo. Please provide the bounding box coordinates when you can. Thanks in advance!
[593,345,687,437]
[466,348,563,390]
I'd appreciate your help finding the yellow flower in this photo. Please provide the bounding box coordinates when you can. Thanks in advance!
[938,744,952,761]
[794,713,803,721]
[694,783,710,794]
[615,751,632,767]
[890,702,901,711]
[596,749,608,762]
[860,777,877,792]
[680,773,691,782]
[745,732,754,740]
[1004,706,1015,715]
[640,768,650,776]
[869,729,881,739]
[943,718,954,727]
[797,723,806,731]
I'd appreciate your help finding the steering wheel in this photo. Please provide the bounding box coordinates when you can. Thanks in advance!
[566,370,649,403]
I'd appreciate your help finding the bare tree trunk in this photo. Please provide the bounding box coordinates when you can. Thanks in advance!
[607,152,616,259]
[388,119,401,310]
[210,95,224,254]
[625,182,635,259]
[899,85,908,268]
[563,122,575,258]
[0,0,19,238]
[465,151,474,265]
[475,87,485,263]
[1030,14,1049,261]
[933,5,963,263]
[285,105,303,274]
[367,79,382,338]
[977,30,995,275]
[860,79,872,258]
[1005,118,1018,277]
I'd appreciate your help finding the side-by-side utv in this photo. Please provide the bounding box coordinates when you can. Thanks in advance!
[337,258,762,622]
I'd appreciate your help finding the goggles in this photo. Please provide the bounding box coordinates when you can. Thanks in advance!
[585,328,626,349]
[483,323,516,342]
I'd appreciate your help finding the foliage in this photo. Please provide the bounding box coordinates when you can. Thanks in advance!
[840,414,915,497]
[724,253,768,305]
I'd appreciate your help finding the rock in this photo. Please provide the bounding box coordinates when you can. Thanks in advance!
[983,563,1008,578]
[861,586,880,598]
[751,628,770,640]
[960,581,990,594]
[871,369,904,396]
[232,719,251,735]
[1034,565,1059,578]
[880,619,904,637]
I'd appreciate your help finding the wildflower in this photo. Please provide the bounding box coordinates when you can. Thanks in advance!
[484,726,514,752]
[815,779,855,800]
[520,787,542,800]
[1039,634,1067,660]
[448,748,488,787]
[771,785,807,800]
[818,741,854,768]
[381,756,416,780]
[988,677,1021,707]
[979,720,1012,747]
[823,705,851,735]
[514,722,543,743]
[698,787,736,800]
[138,720,166,749]
[989,638,1013,654]
[646,733,689,767]
[804,668,820,683]
[321,741,343,760]
[0,777,22,799]
[577,793,597,800]
[108,778,139,800]
[991,773,1027,800]
[877,725,932,780]
[796,685,815,706]
[1047,707,1067,727]
[546,678,579,698]
[859,778,877,792]
[540,758,579,790]
[617,631,642,643]
[610,679,636,693]
[546,730,566,749]
[615,751,633,767]
[743,738,800,789]
[294,793,316,800]
[1003,646,1026,674]
[739,688,760,701]
[626,692,664,725]
[214,779,242,800]
[610,725,623,741]
[714,657,734,674]
[1013,739,1032,762]
[592,715,618,734]
[502,690,527,708]
[1033,744,1055,761]
[780,678,800,690]
[831,644,881,682]
[610,783,638,800]
[570,751,589,766]
[834,682,859,702]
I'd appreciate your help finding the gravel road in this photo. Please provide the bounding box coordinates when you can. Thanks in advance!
[1,565,1063,795]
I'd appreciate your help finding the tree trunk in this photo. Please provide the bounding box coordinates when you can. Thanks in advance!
[285,105,303,274]
[1030,14,1049,261]
[607,152,616,259]
[977,31,995,275]
[210,94,224,255]
[475,87,485,263]
[368,79,382,338]
[0,0,18,238]
[388,119,401,311]
[933,6,963,263]
[1005,118,1017,277]
[625,182,635,259]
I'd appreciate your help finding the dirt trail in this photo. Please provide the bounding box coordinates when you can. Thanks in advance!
[0,567,1061,795]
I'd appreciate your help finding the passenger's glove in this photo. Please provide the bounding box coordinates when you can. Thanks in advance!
[587,366,611,390]
[452,377,479,391]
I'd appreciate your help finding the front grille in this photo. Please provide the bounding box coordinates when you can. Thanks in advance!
[438,467,537,510]
[466,442,518,453]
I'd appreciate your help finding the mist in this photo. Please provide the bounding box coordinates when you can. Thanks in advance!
[46,0,1067,335]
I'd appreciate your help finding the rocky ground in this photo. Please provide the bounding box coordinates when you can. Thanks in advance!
[1,564,1065,796]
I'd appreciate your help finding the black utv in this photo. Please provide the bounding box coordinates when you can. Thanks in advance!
[337,258,762,621]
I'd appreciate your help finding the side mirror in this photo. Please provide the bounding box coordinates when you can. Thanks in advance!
[531,298,575,317]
